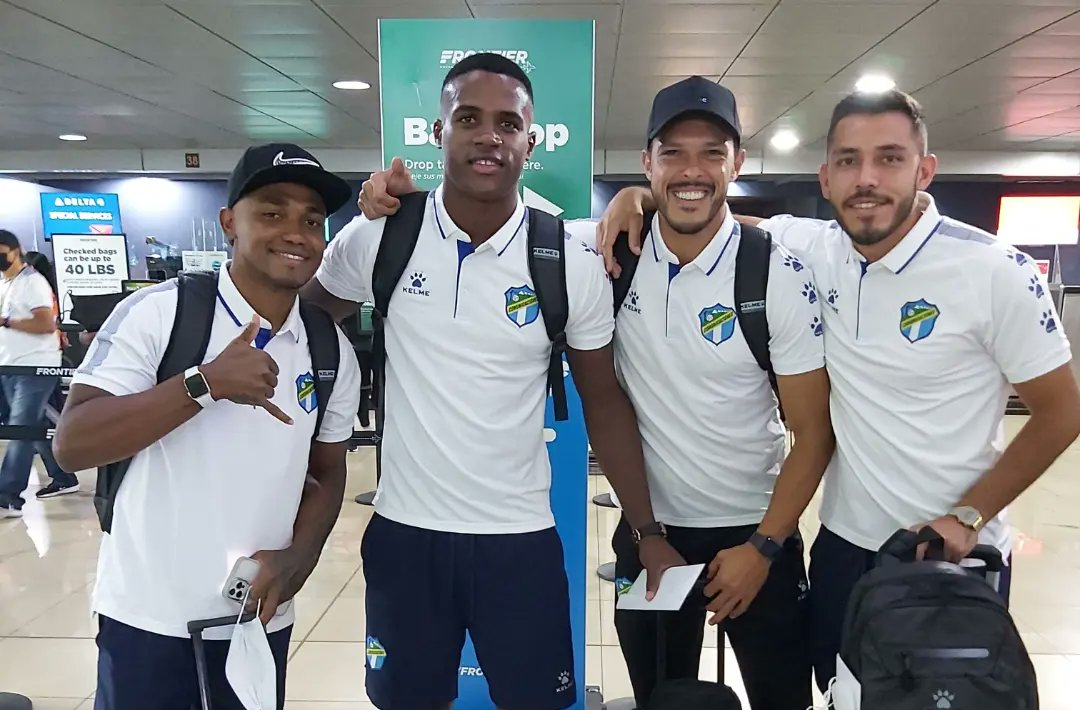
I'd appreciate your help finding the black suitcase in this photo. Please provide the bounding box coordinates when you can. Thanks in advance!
[645,579,742,710]
[187,611,257,710]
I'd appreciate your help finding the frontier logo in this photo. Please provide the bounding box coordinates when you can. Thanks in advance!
[439,49,536,74]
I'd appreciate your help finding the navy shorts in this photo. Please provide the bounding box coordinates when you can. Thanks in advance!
[362,514,576,710]
[94,615,291,710]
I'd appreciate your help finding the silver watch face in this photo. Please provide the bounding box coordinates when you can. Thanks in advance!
[953,506,980,527]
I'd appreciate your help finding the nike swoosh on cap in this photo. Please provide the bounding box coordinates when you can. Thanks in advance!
[273,151,321,168]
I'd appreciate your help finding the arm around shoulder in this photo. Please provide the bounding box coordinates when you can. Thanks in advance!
[301,216,384,322]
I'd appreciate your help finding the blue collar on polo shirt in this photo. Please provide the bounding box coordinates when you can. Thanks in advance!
[432,183,528,258]
[845,192,944,274]
[648,206,739,277]
[216,262,302,348]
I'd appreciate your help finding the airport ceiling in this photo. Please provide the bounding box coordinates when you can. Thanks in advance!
[0,0,1079,154]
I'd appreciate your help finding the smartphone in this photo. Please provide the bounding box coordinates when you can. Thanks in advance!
[222,556,261,605]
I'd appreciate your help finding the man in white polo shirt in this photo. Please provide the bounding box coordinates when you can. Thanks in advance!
[301,53,680,710]
[52,143,361,710]
[593,88,1080,691]
[0,229,79,516]
[355,75,835,710]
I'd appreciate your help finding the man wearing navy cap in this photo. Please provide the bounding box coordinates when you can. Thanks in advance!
[54,143,362,710]
[356,75,833,710]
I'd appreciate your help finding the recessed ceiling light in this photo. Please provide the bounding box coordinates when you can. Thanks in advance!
[855,74,896,94]
[332,80,370,91]
[58,134,87,142]
[770,129,800,152]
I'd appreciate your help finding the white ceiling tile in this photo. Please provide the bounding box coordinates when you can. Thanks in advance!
[620,3,775,35]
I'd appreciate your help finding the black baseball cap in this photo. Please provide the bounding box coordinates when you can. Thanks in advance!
[646,76,742,148]
[226,143,352,214]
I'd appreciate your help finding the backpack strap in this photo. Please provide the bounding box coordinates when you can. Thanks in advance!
[611,211,654,315]
[157,270,218,381]
[97,271,218,534]
[299,300,340,440]
[372,191,430,321]
[527,208,570,422]
[734,224,780,406]
[368,190,430,463]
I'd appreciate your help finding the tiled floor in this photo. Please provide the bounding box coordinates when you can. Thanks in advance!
[2,416,1079,708]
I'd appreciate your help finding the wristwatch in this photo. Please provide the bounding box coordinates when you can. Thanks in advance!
[949,506,984,531]
[183,366,214,409]
[632,521,667,544]
[748,532,783,562]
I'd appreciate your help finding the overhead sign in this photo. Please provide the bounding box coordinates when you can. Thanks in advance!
[51,233,131,324]
[378,19,595,220]
[40,192,123,239]
[378,18,595,710]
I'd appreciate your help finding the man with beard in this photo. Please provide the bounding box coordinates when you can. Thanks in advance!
[592,88,1080,691]
[353,76,835,710]
[301,53,683,710]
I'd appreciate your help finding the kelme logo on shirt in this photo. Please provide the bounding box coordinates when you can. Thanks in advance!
[699,303,736,345]
[623,290,642,315]
[295,372,317,414]
[505,285,540,327]
[899,299,940,343]
[366,636,386,670]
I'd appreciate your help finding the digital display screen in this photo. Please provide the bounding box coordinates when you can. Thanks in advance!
[997,196,1080,246]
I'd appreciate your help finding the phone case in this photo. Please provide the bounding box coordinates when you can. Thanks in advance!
[221,556,261,604]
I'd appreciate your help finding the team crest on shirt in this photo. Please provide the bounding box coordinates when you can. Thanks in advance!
[699,304,737,345]
[899,299,940,343]
[295,372,317,414]
[505,285,540,327]
[366,636,386,670]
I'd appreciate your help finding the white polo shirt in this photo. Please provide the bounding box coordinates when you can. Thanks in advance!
[317,185,613,535]
[73,264,361,639]
[614,210,825,527]
[760,196,1072,555]
[0,266,60,367]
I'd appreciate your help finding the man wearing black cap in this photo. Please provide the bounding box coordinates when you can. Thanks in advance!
[53,143,362,710]
[356,76,833,709]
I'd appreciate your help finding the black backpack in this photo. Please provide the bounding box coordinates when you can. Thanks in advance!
[365,191,571,427]
[838,528,1037,710]
[611,214,780,406]
[93,270,340,534]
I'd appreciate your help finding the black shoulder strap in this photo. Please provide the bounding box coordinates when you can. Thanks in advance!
[611,211,654,315]
[734,223,779,402]
[98,270,218,534]
[299,300,340,439]
[527,208,570,422]
[157,270,217,382]
[372,191,429,320]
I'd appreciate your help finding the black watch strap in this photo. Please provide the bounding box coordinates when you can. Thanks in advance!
[748,532,783,562]
[633,521,666,543]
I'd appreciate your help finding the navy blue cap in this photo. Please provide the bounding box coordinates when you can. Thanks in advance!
[647,76,742,147]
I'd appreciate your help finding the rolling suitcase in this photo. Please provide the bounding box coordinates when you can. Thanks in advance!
[645,578,742,710]
[187,611,256,710]
[830,527,1037,710]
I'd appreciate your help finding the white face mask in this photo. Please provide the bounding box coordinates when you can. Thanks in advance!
[225,599,278,710]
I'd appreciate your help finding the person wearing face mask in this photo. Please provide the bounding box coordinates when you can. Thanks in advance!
[0,229,79,517]
[593,88,1080,692]
[351,76,835,710]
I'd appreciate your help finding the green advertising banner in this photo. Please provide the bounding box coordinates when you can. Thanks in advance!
[377,18,595,219]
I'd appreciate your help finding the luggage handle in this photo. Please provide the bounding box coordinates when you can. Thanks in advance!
[878,529,1005,571]
[187,611,257,710]
[878,527,947,565]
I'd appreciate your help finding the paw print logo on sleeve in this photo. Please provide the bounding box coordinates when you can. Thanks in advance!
[810,316,824,337]
[802,282,818,304]
[1028,276,1045,299]
[1041,310,1058,334]
[784,254,805,273]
